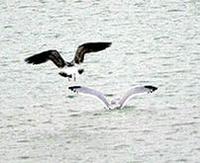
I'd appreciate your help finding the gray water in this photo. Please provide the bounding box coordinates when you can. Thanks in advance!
[1,0,200,162]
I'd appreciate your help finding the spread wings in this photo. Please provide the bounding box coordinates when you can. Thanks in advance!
[68,85,157,110]
[118,85,158,109]
[68,86,110,109]
[73,42,112,64]
[24,50,66,68]
[24,42,112,68]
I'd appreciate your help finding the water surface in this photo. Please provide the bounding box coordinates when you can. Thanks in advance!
[1,0,200,162]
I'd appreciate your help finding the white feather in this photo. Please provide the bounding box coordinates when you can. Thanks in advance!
[69,86,110,109]
[69,85,157,110]
[61,66,79,74]
[118,86,154,109]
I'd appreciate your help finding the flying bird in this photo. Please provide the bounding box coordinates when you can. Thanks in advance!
[68,85,158,110]
[25,42,112,80]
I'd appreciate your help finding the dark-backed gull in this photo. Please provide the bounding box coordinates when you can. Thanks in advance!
[25,42,112,80]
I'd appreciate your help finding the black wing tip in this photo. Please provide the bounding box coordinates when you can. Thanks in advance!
[24,56,37,64]
[107,42,112,47]
[24,57,30,63]
[99,42,112,47]
[24,49,59,64]
[68,86,81,91]
[144,85,158,92]
[80,42,112,48]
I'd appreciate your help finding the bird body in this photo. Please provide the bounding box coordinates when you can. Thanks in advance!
[58,66,84,81]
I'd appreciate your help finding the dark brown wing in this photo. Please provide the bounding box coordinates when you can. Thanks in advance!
[73,42,112,64]
[24,50,66,68]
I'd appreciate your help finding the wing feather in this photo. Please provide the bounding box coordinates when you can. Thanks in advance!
[118,85,157,109]
[73,42,112,64]
[25,50,66,68]
[69,86,110,109]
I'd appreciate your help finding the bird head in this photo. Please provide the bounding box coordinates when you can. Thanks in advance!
[78,69,84,74]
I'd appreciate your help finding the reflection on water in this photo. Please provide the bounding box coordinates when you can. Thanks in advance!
[1,0,200,162]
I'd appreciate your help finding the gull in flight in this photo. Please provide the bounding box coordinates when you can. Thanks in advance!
[69,85,158,110]
[25,42,112,81]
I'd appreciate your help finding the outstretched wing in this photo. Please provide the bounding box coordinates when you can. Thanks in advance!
[118,85,158,109]
[73,42,112,64]
[25,50,66,68]
[68,86,110,109]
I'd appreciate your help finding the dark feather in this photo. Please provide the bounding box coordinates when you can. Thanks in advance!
[59,72,72,78]
[78,69,84,74]
[69,86,81,92]
[144,85,158,92]
[73,42,112,64]
[25,50,66,68]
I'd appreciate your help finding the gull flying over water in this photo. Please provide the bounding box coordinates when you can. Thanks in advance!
[25,42,112,81]
[69,85,158,110]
